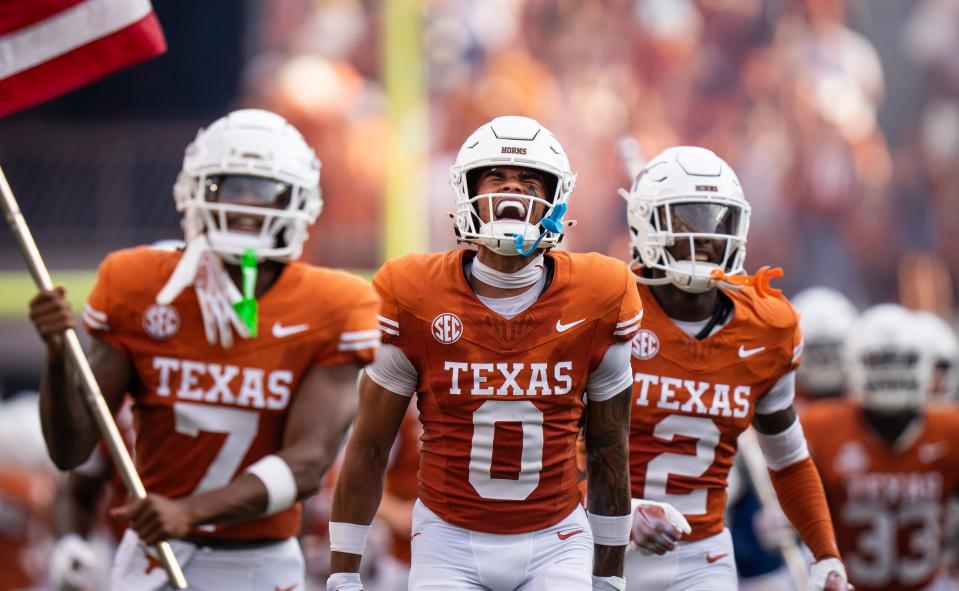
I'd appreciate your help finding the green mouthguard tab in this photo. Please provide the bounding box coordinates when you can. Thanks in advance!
[233,249,258,338]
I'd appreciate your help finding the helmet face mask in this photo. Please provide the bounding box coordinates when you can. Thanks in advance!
[626,147,750,293]
[173,109,322,263]
[450,116,575,256]
[846,305,934,413]
[792,287,859,396]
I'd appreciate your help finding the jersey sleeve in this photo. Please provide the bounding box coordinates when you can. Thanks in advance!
[83,253,130,353]
[320,278,381,367]
[612,269,643,343]
[372,261,402,347]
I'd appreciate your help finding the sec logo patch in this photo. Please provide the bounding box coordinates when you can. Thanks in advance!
[632,329,660,360]
[143,304,179,341]
[432,313,462,344]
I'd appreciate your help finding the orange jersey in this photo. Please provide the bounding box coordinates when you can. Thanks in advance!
[375,250,642,534]
[628,283,802,541]
[803,400,959,591]
[84,246,379,541]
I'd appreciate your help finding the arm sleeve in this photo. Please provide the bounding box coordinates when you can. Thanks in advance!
[769,457,840,561]
[364,344,418,397]
[585,341,632,401]
[612,271,643,343]
[755,371,796,415]
[83,253,128,353]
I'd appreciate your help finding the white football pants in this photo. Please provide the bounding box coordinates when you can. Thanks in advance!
[408,499,594,591]
[624,528,737,591]
[110,529,304,590]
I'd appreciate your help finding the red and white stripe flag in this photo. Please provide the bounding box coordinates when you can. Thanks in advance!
[0,0,166,116]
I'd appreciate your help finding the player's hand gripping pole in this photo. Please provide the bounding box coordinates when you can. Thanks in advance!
[0,165,188,590]
[740,428,808,590]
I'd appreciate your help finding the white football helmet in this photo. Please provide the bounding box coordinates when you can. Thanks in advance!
[792,287,859,396]
[915,311,959,400]
[173,109,322,262]
[449,116,575,256]
[845,304,934,413]
[625,146,750,293]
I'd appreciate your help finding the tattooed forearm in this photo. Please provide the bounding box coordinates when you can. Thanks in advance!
[585,385,633,577]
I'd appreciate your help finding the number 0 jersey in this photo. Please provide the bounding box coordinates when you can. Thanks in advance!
[628,283,802,541]
[374,250,642,534]
[803,400,959,591]
[83,246,379,541]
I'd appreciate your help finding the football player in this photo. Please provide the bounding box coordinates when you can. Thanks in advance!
[327,116,641,591]
[804,304,959,591]
[621,146,850,590]
[791,287,860,403]
[28,109,380,590]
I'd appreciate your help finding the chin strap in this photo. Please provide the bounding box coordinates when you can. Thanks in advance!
[232,249,259,337]
[711,265,784,298]
[513,203,568,256]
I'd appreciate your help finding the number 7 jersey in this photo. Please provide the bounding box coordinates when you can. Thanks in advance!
[374,250,643,534]
[82,246,380,541]
[628,283,803,541]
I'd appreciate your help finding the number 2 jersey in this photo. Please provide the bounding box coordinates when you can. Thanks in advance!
[82,246,380,541]
[803,399,959,591]
[373,250,643,534]
[628,283,803,541]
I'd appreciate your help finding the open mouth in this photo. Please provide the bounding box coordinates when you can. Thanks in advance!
[495,199,527,222]
[226,215,263,234]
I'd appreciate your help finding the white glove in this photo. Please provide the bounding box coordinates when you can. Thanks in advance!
[808,557,853,590]
[156,235,250,348]
[630,499,692,556]
[48,534,104,591]
[592,575,627,590]
[327,572,364,591]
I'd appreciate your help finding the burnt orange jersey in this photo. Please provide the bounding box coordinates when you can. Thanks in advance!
[83,246,379,541]
[374,250,642,534]
[628,283,802,541]
[804,400,959,591]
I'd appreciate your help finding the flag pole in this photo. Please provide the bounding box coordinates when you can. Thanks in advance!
[0,165,187,589]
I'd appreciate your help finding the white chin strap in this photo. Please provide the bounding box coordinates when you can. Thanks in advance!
[471,254,545,289]
[206,230,273,264]
[476,220,542,256]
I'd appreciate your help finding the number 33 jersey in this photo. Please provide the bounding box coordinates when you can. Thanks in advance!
[628,283,803,541]
[82,246,380,541]
[374,250,643,534]
[803,400,959,591]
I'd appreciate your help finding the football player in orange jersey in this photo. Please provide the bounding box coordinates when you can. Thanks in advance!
[804,304,959,591]
[327,116,641,591]
[27,109,380,591]
[620,146,850,591]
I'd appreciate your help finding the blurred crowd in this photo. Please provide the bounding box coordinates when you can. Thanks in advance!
[241,0,959,318]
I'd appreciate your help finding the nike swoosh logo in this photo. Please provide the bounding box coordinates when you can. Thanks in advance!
[557,528,584,540]
[274,585,298,591]
[919,443,947,463]
[738,345,765,358]
[411,531,422,540]
[706,552,728,564]
[272,322,309,338]
[556,319,586,333]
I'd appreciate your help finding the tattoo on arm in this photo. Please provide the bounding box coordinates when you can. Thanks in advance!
[586,386,633,577]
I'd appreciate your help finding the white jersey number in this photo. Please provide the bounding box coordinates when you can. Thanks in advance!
[173,402,260,495]
[843,501,941,587]
[643,415,721,515]
[469,400,544,500]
